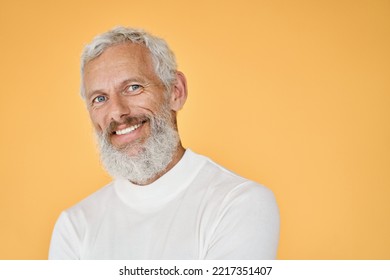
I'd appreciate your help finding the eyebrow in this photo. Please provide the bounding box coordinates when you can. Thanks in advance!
[86,77,147,99]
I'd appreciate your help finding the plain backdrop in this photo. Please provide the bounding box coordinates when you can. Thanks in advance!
[0,0,389,259]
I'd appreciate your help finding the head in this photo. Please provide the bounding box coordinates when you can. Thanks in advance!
[81,26,177,97]
[81,27,187,185]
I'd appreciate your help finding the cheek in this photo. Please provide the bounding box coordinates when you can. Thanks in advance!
[88,110,106,133]
[140,94,168,114]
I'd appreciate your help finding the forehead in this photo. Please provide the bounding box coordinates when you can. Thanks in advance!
[83,42,159,94]
[90,42,152,66]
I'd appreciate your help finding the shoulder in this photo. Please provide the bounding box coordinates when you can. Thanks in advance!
[63,181,116,221]
[187,151,280,259]
[189,149,278,209]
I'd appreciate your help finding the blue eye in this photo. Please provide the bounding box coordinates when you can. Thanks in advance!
[130,85,140,91]
[126,84,143,93]
[93,95,107,103]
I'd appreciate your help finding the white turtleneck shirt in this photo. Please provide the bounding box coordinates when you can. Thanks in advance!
[49,149,280,259]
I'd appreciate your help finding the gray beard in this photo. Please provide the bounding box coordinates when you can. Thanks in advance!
[96,106,179,185]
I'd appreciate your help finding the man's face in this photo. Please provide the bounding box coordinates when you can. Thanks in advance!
[83,42,170,156]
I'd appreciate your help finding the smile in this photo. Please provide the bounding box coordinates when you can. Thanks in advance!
[115,122,143,135]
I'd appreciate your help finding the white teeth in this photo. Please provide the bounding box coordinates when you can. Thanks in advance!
[115,123,142,135]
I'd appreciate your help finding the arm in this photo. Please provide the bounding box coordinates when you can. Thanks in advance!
[48,211,82,260]
[205,183,280,259]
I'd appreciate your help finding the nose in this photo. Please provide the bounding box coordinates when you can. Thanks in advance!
[108,94,131,122]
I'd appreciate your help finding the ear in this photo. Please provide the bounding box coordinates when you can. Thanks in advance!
[169,71,188,112]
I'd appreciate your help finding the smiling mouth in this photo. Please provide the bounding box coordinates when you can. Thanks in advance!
[114,120,147,135]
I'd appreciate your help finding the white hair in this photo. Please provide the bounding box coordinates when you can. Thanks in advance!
[80,26,177,98]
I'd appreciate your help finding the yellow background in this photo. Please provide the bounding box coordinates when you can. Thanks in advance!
[0,0,389,259]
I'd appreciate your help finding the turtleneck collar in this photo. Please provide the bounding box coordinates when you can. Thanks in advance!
[113,149,206,211]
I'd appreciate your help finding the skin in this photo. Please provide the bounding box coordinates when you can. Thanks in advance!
[83,42,188,185]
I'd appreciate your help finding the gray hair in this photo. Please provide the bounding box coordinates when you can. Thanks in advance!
[80,26,177,98]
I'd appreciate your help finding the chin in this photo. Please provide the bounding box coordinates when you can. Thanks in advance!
[116,141,146,157]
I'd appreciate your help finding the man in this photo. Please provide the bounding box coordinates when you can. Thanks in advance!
[49,26,280,259]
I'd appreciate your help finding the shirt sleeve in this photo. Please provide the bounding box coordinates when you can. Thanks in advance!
[204,183,280,259]
[48,211,82,260]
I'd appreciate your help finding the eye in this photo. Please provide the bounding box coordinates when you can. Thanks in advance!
[92,95,107,104]
[125,84,143,94]
[129,85,141,91]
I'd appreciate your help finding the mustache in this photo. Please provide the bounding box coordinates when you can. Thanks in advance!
[105,116,150,135]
